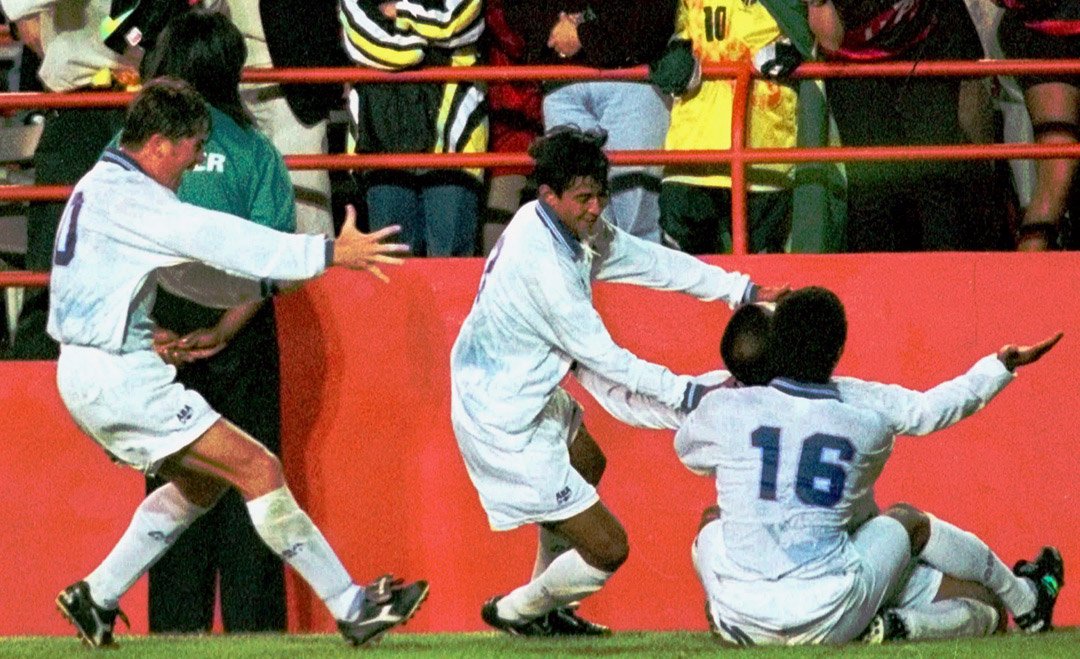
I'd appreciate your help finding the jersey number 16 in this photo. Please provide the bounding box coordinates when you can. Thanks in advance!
[751,426,854,508]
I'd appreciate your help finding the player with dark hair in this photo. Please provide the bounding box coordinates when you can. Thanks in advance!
[676,287,1064,645]
[451,124,786,636]
[49,78,424,649]
[582,290,1064,643]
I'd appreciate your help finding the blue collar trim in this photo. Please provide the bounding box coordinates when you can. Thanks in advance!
[770,377,841,401]
[101,147,150,177]
[536,199,583,261]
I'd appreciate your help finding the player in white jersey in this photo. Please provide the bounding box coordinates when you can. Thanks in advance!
[450,126,786,635]
[48,78,425,649]
[582,297,1064,644]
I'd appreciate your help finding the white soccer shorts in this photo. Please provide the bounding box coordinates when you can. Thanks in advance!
[695,515,912,645]
[454,387,599,531]
[56,345,221,475]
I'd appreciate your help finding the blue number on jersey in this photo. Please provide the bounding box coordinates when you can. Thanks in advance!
[475,234,505,300]
[53,191,83,266]
[751,428,854,508]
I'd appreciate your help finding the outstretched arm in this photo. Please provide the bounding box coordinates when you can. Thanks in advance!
[836,333,1064,436]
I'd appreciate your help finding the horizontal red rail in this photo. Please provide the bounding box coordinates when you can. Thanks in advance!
[2,57,1079,283]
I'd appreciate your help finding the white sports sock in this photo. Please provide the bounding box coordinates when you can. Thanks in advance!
[893,598,999,640]
[532,526,573,579]
[246,486,360,621]
[920,515,1037,617]
[498,550,611,622]
[84,484,207,610]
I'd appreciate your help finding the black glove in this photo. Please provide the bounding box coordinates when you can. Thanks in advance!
[648,39,700,97]
[753,38,804,80]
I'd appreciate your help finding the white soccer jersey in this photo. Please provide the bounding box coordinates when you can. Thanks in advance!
[673,355,1014,581]
[450,199,754,452]
[47,148,331,353]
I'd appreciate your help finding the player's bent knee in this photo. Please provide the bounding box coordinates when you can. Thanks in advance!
[883,502,930,554]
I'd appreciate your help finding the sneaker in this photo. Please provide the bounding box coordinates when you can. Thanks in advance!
[337,574,429,646]
[859,610,908,644]
[1013,546,1065,633]
[55,581,129,648]
[545,607,611,636]
[481,596,553,636]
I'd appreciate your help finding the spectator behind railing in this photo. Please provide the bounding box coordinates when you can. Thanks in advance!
[806,0,1011,252]
[0,0,137,358]
[225,0,347,237]
[504,0,681,244]
[660,0,796,255]
[134,10,293,634]
[480,0,544,255]
[339,0,487,257]
[998,0,1080,250]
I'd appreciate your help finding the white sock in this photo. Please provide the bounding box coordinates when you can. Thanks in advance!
[919,515,1038,618]
[246,486,361,621]
[893,598,999,640]
[84,484,207,610]
[498,550,611,622]
[532,526,573,579]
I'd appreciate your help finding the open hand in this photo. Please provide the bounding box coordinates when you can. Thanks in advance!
[332,204,410,283]
[997,332,1063,371]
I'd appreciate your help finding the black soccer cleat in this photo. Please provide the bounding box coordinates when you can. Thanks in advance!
[859,610,908,644]
[337,574,429,646]
[545,606,611,636]
[55,581,129,648]
[481,596,553,636]
[1013,546,1064,633]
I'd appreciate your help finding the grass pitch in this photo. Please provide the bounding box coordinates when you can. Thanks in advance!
[1,629,1078,658]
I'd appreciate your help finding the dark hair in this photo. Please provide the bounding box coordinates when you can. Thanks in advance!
[772,286,846,384]
[528,125,609,195]
[140,10,253,128]
[120,77,211,148]
[721,303,776,386]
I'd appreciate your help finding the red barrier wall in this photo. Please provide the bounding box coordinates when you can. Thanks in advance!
[1,253,1077,636]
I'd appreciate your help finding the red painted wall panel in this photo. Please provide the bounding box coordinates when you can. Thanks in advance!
[1,253,1076,636]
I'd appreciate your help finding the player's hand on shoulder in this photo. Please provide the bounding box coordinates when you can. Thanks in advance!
[333,204,410,283]
[754,284,790,304]
[997,331,1063,371]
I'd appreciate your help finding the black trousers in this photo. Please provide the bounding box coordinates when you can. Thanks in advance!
[146,298,287,633]
[824,0,1006,252]
[8,106,124,360]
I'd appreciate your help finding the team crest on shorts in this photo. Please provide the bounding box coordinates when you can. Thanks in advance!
[556,486,572,505]
[176,404,193,424]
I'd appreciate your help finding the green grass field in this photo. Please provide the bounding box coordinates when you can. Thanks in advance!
[1,629,1078,658]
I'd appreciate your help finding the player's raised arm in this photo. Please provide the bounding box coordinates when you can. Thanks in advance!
[997,332,1064,372]
[331,205,411,282]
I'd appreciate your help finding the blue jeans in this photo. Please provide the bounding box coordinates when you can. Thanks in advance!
[543,81,671,242]
[365,171,480,256]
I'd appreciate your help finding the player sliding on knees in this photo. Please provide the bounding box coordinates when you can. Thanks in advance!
[49,78,419,649]
[450,125,787,637]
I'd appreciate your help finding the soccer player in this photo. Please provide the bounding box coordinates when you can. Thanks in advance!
[450,125,786,635]
[581,300,1064,642]
[49,78,423,648]
[674,287,1063,645]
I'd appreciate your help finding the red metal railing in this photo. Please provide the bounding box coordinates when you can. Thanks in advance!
[3,58,1080,289]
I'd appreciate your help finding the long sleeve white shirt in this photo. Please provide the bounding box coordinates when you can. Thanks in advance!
[47,148,330,353]
[450,199,753,450]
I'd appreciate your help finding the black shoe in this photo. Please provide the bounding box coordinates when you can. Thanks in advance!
[545,607,611,636]
[859,610,908,644]
[55,581,129,648]
[481,596,553,636]
[1013,546,1064,633]
[337,574,429,646]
